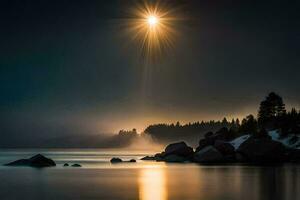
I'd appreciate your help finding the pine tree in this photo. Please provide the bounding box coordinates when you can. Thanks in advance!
[221,117,228,127]
[231,119,235,126]
[258,92,286,128]
[267,92,286,117]
[235,119,240,127]
[239,115,258,134]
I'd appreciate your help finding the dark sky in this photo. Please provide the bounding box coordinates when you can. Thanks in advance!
[0,0,299,144]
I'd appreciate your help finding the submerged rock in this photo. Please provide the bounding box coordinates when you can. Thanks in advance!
[129,159,136,163]
[63,163,69,167]
[71,164,81,167]
[193,146,224,163]
[5,154,56,167]
[110,158,123,163]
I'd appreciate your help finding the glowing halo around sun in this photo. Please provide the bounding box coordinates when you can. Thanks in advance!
[125,1,180,63]
[147,15,159,26]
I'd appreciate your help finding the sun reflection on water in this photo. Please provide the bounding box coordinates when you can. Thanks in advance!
[138,167,167,200]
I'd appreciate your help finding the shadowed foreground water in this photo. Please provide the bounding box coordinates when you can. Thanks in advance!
[0,149,299,200]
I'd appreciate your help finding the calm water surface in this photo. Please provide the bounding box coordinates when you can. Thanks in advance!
[0,149,299,200]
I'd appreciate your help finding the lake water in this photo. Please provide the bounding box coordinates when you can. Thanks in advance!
[0,149,299,200]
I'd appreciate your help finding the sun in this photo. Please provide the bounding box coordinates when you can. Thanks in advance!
[123,1,181,63]
[147,15,159,27]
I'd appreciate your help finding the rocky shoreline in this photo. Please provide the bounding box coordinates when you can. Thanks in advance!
[4,130,299,167]
[141,132,300,164]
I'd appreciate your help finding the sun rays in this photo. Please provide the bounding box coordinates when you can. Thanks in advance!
[124,0,181,63]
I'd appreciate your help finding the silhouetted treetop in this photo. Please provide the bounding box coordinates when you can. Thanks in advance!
[258,92,286,128]
[143,119,239,145]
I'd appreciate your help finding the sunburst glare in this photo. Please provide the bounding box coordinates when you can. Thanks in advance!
[147,15,159,26]
[124,0,181,63]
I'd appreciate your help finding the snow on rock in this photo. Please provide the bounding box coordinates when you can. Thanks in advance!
[229,130,300,150]
[268,130,300,149]
[230,135,250,150]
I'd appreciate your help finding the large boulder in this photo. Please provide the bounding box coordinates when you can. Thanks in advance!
[110,157,123,163]
[197,127,236,152]
[5,154,56,167]
[193,146,224,163]
[164,142,194,158]
[237,137,286,163]
[196,135,216,152]
[214,140,235,156]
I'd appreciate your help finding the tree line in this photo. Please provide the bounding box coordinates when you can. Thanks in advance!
[142,92,300,145]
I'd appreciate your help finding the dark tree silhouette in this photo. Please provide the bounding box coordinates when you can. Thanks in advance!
[276,108,300,136]
[144,120,234,145]
[239,115,258,134]
[258,92,286,128]
[236,119,240,126]
[222,117,228,126]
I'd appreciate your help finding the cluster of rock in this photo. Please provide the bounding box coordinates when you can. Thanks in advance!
[142,134,300,164]
[63,163,82,167]
[110,158,136,163]
[142,142,194,163]
[4,154,82,168]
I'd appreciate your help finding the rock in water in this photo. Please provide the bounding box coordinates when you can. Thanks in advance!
[129,159,136,162]
[5,154,56,167]
[154,153,165,161]
[193,146,224,163]
[164,141,194,157]
[63,163,69,167]
[237,137,286,163]
[163,155,186,163]
[141,156,156,161]
[110,158,123,163]
[71,164,81,167]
